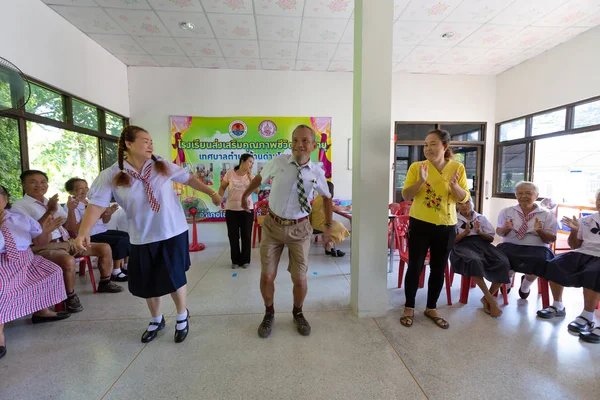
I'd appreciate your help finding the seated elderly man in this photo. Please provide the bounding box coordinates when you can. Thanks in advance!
[12,170,123,314]
[537,190,600,344]
[496,181,557,300]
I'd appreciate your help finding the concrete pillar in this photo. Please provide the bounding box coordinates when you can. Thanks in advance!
[350,0,394,317]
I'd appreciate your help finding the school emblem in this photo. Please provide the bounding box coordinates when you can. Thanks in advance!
[228,120,247,139]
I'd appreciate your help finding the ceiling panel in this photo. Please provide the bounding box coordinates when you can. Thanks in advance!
[43,0,600,75]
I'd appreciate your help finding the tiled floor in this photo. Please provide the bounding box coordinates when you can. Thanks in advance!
[1,240,599,400]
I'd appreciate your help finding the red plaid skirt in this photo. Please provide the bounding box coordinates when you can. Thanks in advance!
[0,248,66,324]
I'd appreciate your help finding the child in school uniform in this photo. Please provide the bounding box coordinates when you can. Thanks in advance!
[0,185,70,361]
[537,190,600,344]
[74,126,222,344]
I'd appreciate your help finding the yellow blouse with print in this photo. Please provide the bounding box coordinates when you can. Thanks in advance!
[403,160,470,226]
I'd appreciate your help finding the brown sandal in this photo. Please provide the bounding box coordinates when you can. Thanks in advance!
[424,309,449,329]
[400,308,414,328]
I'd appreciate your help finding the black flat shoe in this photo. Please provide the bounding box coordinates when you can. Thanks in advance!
[579,328,600,343]
[174,309,189,343]
[568,316,594,334]
[32,311,71,324]
[0,346,6,360]
[325,249,337,257]
[141,316,166,343]
[518,276,530,299]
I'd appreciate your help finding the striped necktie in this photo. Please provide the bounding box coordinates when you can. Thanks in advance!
[126,163,161,213]
[516,210,536,239]
[296,164,311,214]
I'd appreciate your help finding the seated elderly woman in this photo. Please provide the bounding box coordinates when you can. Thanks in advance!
[64,177,130,281]
[310,182,350,257]
[450,199,511,317]
[496,181,558,300]
[537,190,600,344]
[0,185,70,360]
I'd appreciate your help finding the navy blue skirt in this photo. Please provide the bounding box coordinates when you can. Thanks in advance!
[544,252,600,292]
[128,231,190,299]
[497,242,554,276]
[450,236,511,283]
[90,230,130,260]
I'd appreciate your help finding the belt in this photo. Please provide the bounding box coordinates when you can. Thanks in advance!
[268,210,308,226]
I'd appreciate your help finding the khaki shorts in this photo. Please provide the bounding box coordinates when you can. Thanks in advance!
[32,240,89,261]
[260,214,312,280]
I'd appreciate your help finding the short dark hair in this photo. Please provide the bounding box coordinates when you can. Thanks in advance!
[0,185,12,209]
[65,177,87,193]
[426,129,453,160]
[20,170,49,183]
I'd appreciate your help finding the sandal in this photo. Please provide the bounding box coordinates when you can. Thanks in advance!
[424,309,449,329]
[400,308,414,328]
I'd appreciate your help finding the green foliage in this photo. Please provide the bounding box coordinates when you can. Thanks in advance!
[106,112,124,137]
[25,83,64,122]
[27,122,99,202]
[73,99,98,130]
[0,117,22,199]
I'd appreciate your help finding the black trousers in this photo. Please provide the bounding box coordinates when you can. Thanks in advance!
[404,217,456,309]
[225,210,254,265]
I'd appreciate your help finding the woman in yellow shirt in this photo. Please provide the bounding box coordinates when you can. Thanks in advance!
[400,129,470,330]
[311,182,350,257]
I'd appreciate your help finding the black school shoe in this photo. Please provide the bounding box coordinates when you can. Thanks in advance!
[518,276,531,300]
[579,328,600,344]
[32,311,71,324]
[0,345,6,360]
[141,316,166,343]
[568,316,594,334]
[174,309,190,343]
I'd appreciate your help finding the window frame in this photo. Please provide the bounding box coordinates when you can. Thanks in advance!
[0,75,128,175]
[493,94,600,198]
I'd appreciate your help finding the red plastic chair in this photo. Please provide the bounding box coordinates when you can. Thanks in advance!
[55,253,97,312]
[252,200,269,248]
[395,215,452,306]
[456,275,508,306]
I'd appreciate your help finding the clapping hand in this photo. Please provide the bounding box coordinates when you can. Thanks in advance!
[473,220,481,233]
[104,204,119,216]
[42,216,65,235]
[47,194,60,212]
[534,217,544,232]
[66,196,79,211]
[449,170,460,189]
[419,163,428,183]
[504,218,514,230]
[562,215,579,231]
[464,222,471,234]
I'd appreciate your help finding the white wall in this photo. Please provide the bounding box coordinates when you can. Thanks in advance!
[0,0,129,116]
[128,67,496,242]
[489,25,600,225]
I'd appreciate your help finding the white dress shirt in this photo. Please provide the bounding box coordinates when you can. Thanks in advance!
[497,204,558,247]
[87,157,191,245]
[64,201,107,237]
[575,212,600,257]
[456,211,495,237]
[12,194,69,241]
[260,155,331,220]
[0,210,42,253]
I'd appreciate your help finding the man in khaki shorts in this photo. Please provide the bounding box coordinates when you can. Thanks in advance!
[242,125,333,338]
[12,170,124,314]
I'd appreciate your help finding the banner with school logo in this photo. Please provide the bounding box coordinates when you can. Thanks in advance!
[170,116,332,222]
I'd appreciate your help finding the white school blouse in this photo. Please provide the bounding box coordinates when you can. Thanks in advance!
[0,210,42,253]
[575,213,600,257]
[260,155,330,220]
[497,204,558,248]
[12,194,68,241]
[456,211,495,237]
[64,201,107,237]
[87,158,191,245]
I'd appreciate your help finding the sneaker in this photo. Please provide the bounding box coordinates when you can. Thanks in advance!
[293,312,311,336]
[258,313,274,338]
[537,306,566,319]
[97,280,124,293]
[66,294,84,313]
[110,272,128,282]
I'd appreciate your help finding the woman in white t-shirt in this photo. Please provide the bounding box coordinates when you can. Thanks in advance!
[538,190,600,344]
[218,154,258,269]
